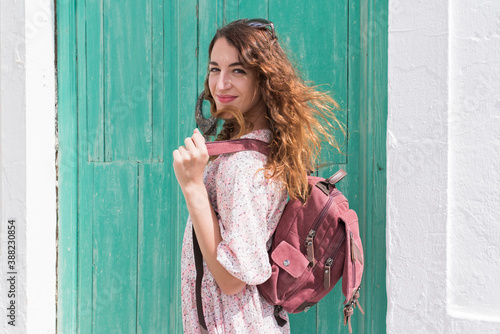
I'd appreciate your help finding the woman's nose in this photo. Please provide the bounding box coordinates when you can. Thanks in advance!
[216,73,232,91]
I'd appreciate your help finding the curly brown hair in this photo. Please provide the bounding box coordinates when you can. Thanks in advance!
[204,19,344,201]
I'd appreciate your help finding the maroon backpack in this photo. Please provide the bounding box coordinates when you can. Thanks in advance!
[195,139,364,333]
[257,168,364,332]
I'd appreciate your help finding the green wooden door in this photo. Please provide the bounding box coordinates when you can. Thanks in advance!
[57,0,387,333]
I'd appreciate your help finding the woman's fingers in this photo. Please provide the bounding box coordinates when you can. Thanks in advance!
[184,136,196,151]
[191,129,208,154]
[177,145,189,158]
[184,137,204,162]
[172,149,181,162]
[173,129,208,166]
[172,130,208,188]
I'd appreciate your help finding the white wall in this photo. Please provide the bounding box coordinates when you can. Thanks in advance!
[0,0,56,333]
[447,0,500,324]
[0,0,28,332]
[387,0,500,332]
[25,0,56,333]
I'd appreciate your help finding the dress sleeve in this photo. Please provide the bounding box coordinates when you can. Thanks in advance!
[215,152,275,286]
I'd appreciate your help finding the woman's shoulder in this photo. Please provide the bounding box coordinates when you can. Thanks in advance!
[217,129,271,178]
[240,128,272,143]
[223,129,271,161]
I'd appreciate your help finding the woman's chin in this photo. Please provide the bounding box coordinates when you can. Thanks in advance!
[212,105,241,120]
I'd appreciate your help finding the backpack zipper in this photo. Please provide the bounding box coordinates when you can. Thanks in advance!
[323,231,346,289]
[323,258,333,289]
[350,231,356,288]
[305,189,341,265]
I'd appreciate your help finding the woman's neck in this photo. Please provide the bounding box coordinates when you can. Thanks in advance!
[229,118,269,139]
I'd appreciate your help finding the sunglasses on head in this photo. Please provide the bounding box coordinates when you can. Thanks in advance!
[239,18,276,40]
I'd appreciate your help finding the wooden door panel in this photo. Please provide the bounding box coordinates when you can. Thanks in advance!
[93,163,138,332]
[103,0,152,162]
[86,0,164,162]
[137,163,170,332]
[270,0,348,166]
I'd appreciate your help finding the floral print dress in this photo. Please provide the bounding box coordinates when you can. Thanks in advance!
[181,129,290,334]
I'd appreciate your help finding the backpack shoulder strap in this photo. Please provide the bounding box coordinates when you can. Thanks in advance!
[192,227,209,333]
[327,169,347,185]
[205,138,270,156]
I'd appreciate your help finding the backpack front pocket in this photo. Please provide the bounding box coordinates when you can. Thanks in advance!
[271,240,310,298]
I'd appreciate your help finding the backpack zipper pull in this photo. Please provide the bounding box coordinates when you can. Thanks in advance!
[343,303,354,333]
[323,258,333,289]
[305,230,316,267]
[352,287,365,314]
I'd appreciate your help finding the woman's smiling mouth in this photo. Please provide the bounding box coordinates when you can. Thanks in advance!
[217,95,238,103]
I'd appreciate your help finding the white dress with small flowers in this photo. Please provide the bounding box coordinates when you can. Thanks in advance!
[181,129,290,334]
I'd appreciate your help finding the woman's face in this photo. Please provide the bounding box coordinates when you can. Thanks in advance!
[208,38,267,120]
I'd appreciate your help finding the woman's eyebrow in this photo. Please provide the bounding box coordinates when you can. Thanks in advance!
[209,61,244,67]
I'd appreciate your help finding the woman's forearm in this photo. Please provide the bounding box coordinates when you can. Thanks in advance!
[182,182,246,295]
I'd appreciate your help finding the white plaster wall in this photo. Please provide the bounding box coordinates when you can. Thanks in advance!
[388,0,500,332]
[25,0,56,333]
[0,0,28,332]
[0,0,56,333]
[447,0,500,323]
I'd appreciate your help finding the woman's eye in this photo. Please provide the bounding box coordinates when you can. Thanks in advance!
[234,69,246,74]
[209,67,220,73]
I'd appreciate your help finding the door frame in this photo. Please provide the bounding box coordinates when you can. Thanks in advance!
[56,0,388,332]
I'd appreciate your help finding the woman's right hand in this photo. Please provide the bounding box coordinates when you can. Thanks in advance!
[172,128,209,192]
[173,128,246,296]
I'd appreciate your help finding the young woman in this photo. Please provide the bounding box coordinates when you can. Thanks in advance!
[173,18,341,333]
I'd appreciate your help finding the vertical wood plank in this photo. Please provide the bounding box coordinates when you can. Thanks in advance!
[92,163,138,333]
[313,0,350,331]
[86,0,105,161]
[364,0,388,332]
[345,0,388,332]
[77,1,94,332]
[77,162,94,334]
[104,0,153,161]
[56,0,78,331]
[163,1,180,332]
[152,0,165,162]
[137,163,170,333]
[347,1,369,332]
[355,2,370,332]
[163,0,182,331]
[177,0,198,138]
[171,0,199,331]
